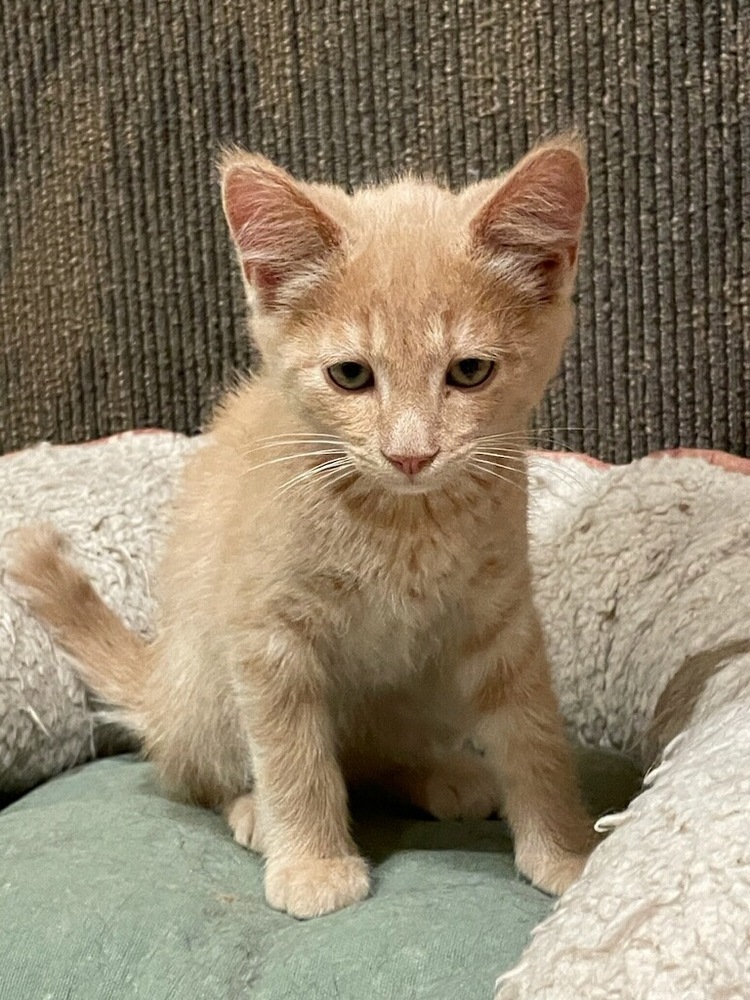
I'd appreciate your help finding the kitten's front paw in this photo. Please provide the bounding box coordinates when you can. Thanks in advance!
[264,855,370,918]
[517,846,591,896]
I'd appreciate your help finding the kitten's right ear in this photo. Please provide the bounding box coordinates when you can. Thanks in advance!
[220,152,343,310]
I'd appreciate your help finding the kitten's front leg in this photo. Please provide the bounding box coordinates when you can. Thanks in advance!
[467,613,597,895]
[236,634,369,919]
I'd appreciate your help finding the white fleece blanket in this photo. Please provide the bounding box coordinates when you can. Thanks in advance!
[504,454,750,998]
[1,432,749,996]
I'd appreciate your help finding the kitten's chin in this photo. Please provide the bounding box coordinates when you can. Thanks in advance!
[378,473,448,496]
[385,480,435,496]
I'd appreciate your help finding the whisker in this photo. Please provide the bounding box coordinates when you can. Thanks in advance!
[474,438,592,485]
[245,439,347,454]
[477,427,594,452]
[531,425,595,438]
[252,432,343,443]
[530,463,590,491]
[474,453,527,465]
[306,467,358,506]
[476,447,583,471]
[532,425,593,431]
[476,437,550,453]
[242,450,346,478]
[478,425,593,436]
[474,448,588,491]
[473,450,526,461]
[243,460,349,520]
[531,428,599,454]
[472,442,584,496]
[477,432,592,455]
[273,458,350,501]
[475,436,525,442]
[474,437,528,446]
[473,437,532,456]
[282,464,357,509]
[242,433,345,457]
[529,435,580,454]
[470,459,528,496]
[528,467,588,492]
[473,453,536,476]
[473,457,526,476]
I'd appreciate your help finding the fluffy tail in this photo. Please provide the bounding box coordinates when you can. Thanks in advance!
[6,524,148,725]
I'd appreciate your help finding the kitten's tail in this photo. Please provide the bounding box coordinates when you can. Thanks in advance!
[6,524,148,731]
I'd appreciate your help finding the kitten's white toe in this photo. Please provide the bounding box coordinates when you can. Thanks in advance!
[264,855,371,919]
[224,792,266,853]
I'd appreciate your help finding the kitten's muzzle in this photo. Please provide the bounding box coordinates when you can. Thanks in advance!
[381,450,439,477]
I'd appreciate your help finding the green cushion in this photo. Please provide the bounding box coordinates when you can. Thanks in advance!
[0,751,639,999]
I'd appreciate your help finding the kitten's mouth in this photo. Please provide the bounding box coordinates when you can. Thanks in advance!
[387,478,435,495]
[380,467,447,495]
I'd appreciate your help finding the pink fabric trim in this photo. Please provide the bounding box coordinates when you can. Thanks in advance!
[1,428,182,460]
[535,447,750,475]
[648,448,750,475]
[533,450,609,469]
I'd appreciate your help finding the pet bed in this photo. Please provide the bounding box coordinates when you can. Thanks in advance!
[1,432,748,998]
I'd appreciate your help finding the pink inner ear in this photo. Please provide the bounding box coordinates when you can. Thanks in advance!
[471,146,588,300]
[223,162,342,307]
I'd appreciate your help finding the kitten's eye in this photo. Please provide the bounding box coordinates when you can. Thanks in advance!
[446,358,495,388]
[327,362,374,391]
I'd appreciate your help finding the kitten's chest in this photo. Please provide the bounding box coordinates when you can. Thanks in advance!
[314,518,480,684]
[339,511,478,606]
[322,585,459,689]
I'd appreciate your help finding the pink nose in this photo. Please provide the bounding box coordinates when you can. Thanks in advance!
[383,451,439,476]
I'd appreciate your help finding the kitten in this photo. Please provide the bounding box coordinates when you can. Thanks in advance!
[9,136,596,918]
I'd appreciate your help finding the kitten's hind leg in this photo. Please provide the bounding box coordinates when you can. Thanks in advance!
[388,752,502,821]
[224,792,267,853]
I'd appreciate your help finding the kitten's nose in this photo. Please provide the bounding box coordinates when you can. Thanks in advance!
[382,450,439,476]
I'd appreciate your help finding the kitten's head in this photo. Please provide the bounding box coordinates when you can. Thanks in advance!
[221,138,587,495]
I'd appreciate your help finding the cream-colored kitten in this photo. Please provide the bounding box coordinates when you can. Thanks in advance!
[10,136,596,919]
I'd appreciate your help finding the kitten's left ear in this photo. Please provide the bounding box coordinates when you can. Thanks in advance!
[469,137,588,302]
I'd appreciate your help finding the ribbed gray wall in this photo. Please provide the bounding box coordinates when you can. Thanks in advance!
[1,0,748,462]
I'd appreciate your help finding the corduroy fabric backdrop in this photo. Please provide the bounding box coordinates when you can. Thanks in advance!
[1,0,748,462]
